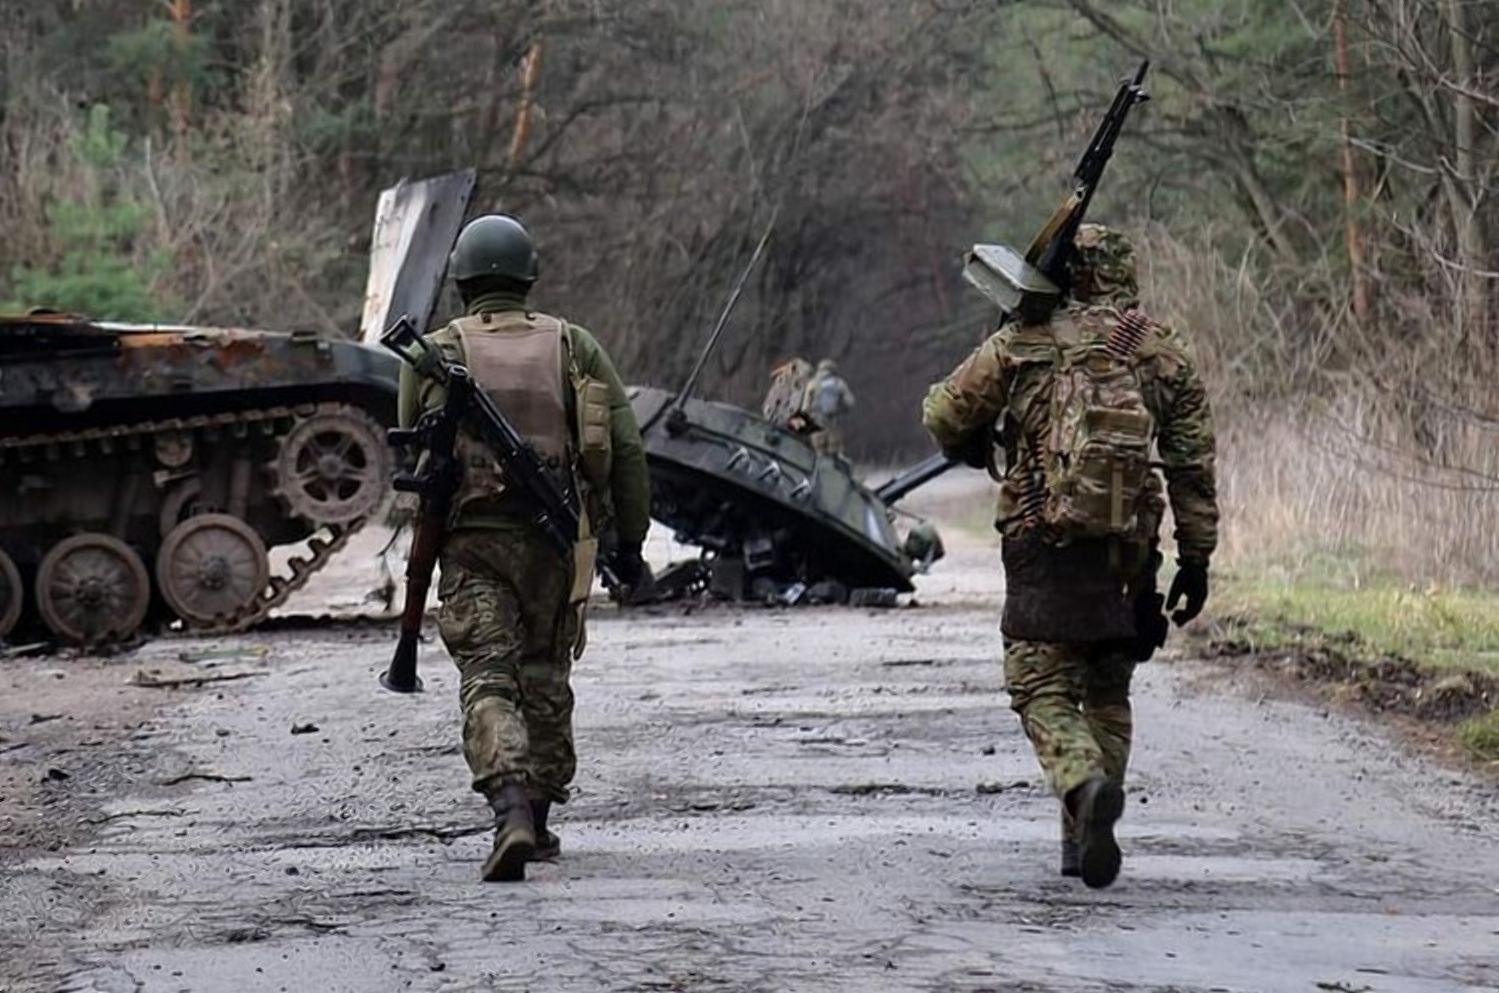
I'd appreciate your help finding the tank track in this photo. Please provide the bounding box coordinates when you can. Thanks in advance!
[0,402,374,635]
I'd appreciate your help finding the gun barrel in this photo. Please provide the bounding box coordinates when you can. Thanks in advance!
[875,453,961,505]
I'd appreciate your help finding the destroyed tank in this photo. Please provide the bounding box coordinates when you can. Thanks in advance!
[631,387,928,602]
[624,218,950,604]
[0,313,400,644]
[0,170,478,645]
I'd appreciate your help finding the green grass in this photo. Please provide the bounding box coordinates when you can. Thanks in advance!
[1458,711,1499,762]
[1216,575,1499,677]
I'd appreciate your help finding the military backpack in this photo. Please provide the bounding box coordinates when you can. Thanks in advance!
[1036,308,1155,539]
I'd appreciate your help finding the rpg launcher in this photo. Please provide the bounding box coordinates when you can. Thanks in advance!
[377,314,581,695]
[963,60,1151,322]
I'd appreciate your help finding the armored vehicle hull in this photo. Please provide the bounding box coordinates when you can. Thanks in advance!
[630,386,918,601]
[0,314,399,644]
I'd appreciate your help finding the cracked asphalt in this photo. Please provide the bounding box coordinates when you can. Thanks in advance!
[2,530,1497,993]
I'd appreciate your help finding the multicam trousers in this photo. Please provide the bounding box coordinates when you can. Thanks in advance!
[437,527,579,804]
[1002,639,1135,799]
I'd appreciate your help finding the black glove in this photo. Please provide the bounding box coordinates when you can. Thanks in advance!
[1166,561,1209,626]
[611,544,646,589]
[950,430,993,470]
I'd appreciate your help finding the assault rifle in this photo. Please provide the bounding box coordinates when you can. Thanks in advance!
[924,61,1152,478]
[377,314,580,694]
[962,60,1151,322]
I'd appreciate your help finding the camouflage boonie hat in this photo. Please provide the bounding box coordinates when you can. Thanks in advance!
[1072,224,1138,304]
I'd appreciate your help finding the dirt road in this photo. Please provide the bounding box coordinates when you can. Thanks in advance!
[2,529,1496,993]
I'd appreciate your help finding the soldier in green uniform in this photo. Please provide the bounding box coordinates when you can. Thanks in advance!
[397,214,651,882]
[922,225,1218,889]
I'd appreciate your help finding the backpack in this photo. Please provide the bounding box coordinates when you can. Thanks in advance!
[1038,314,1155,539]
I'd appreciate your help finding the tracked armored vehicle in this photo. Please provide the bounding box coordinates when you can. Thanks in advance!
[0,170,477,645]
[623,218,949,604]
[631,387,937,601]
[0,314,400,644]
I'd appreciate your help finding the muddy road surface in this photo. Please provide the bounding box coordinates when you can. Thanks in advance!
[2,530,1497,993]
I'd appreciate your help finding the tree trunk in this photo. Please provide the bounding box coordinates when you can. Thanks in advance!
[509,36,545,168]
[1333,0,1372,327]
[169,0,192,161]
[1445,0,1489,342]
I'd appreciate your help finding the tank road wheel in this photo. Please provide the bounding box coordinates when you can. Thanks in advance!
[0,549,22,640]
[274,410,389,524]
[157,514,270,628]
[35,534,151,645]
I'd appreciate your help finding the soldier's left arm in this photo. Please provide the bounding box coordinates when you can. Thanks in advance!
[921,334,1011,465]
[1150,333,1220,566]
[569,326,652,548]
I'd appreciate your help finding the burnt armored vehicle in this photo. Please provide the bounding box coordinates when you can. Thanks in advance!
[0,171,476,645]
[0,314,399,644]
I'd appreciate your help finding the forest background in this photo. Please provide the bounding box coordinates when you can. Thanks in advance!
[3,0,1498,610]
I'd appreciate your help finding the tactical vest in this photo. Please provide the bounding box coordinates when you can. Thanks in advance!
[450,311,571,514]
[447,310,613,628]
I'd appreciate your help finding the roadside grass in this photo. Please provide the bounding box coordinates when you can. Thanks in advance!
[1211,557,1499,763]
[1215,573,1499,678]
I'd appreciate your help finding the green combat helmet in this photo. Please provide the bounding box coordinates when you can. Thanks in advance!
[449,214,540,287]
[1071,224,1138,306]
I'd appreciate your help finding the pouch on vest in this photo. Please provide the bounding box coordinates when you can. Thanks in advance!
[1040,336,1154,539]
[575,376,612,492]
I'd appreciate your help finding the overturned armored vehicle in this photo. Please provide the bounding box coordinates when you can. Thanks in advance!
[622,219,947,604]
[630,387,940,603]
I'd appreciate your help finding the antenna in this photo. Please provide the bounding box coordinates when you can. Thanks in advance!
[670,210,780,414]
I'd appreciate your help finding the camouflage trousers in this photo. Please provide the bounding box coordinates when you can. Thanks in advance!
[437,528,579,804]
[1002,639,1135,799]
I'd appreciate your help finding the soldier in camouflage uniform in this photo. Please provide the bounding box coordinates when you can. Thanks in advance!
[762,357,814,429]
[398,214,652,882]
[922,225,1217,889]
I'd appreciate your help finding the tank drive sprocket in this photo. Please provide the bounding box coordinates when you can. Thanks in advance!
[34,533,151,645]
[0,549,22,640]
[156,514,271,629]
[272,408,389,525]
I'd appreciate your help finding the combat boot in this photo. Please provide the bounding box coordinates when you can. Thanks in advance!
[1060,808,1081,878]
[482,783,536,883]
[529,800,561,862]
[1067,775,1124,890]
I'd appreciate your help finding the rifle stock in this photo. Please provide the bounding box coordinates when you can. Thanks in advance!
[377,316,467,695]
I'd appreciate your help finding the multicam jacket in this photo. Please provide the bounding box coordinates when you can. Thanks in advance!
[922,304,1219,568]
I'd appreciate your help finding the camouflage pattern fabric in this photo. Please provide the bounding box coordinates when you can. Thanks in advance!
[1003,639,1134,797]
[1072,223,1139,306]
[437,528,579,804]
[763,357,813,426]
[921,234,1217,563]
[397,290,653,548]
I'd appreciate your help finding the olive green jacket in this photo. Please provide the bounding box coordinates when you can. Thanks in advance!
[397,291,652,547]
[922,304,1218,566]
